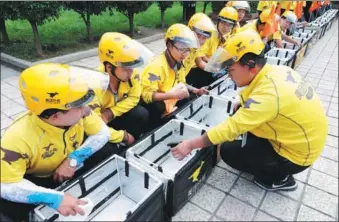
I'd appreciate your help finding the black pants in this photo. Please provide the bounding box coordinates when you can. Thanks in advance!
[186,68,215,89]
[220,133,309,184]
[0,142,119,222]
[108,105,149,140]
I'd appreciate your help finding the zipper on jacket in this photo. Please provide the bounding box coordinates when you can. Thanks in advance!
[63,128,69,154]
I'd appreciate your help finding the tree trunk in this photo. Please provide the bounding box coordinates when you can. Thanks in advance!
[203,2,208,13]
[161,10,165,29]
[183,1,196,23]
[29,21,43,57]
[0,17,10,45]
[82,14,93,43]
[128,13,134,37]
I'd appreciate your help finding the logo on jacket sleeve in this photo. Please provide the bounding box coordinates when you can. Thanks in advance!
[244,98,261,109]
[1,147,29,165]
[148,73,161,82]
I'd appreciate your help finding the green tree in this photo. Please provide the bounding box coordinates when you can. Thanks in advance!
[203,1,210,13]
[0,2,20,45]
[63,1,108,43]
[157,2,173,29]
[112,2,151,37]
[13,2,62,57]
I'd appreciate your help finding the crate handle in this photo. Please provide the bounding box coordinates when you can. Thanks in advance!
[180,122,184,135]
[125,161,129,177]
[144,172,149,189]
[208,96,214,108]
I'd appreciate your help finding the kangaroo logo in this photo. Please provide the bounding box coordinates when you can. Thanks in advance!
[243,98,261,109]
[286,71,297,84]
[47,92,59,98]
[134,74,140,81]
[148,73,161,82]
[70,133,77,141]
[41,144,57,159]
[189,161,205,182]
[1,147,28,165]
[88,103,101,110]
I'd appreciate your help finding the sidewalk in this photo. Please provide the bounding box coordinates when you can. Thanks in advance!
[1,20,338,221]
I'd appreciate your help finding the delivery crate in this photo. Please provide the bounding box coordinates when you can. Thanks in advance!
[208,75,244,100]
[126,119,216,217]
[175,94,236,127]
[32,155,165,222]
[282,41,300,51]
[265,48,296,67]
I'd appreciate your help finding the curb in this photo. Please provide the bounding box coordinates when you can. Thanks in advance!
[1,32,164,70]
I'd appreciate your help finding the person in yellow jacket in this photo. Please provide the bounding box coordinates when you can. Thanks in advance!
[257,1,271,15]
[193,6,238,88]
[89,32,153,144]
[0,64,113,221]
[171,29,328,191]
[180,12,217,87]
[141,24,205,129]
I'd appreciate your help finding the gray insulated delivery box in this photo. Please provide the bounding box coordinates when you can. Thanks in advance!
[265,48,296,67]
[208,75,244,100]
[175,94,236,127]
[31,155,165,221]
[126,119,216,217]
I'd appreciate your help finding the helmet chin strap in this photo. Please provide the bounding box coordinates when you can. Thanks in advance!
[108,65,125,82]
[166,48,179,64]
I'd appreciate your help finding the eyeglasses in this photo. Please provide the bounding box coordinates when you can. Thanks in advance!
[173,44,191,54]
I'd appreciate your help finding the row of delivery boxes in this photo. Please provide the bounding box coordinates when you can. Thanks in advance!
[30,9,338,222]
[265,9,338,69]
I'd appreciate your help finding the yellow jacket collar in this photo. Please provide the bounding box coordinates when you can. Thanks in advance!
[241,64,272,98]
[32,113,69,134]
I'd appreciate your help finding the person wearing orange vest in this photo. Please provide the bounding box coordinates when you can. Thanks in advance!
[171,30,328,192]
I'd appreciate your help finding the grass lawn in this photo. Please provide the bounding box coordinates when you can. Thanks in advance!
[1,2,212,62]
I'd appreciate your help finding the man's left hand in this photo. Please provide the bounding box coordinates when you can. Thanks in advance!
[171,140,193,161]
[53,159,77,183]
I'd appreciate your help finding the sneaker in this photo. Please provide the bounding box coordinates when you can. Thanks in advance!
[253,175,298,191]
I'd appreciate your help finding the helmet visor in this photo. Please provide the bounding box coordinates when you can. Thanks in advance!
[113,40,154,70]
[171,28,200,49]
[204,47,236,73]
[65,66,110,109]
[191,16,217,38]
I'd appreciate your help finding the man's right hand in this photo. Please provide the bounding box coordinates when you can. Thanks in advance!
[123,131,135,145]
[57,193,87,217]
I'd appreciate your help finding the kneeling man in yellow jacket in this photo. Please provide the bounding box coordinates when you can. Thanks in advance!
[171,29,328,191]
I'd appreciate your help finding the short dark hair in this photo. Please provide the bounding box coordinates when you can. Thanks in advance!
[103,61,116,73]
[39,108,68,119]
[239,51,267,67]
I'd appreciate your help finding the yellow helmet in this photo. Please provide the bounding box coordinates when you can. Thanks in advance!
[229,1,251,12]
[165,23,199,48]
[19,63,109,115]
[259,8,273,23]
[188,13,216,38]
[204,29,264,72]
[218,7,238,25]
[98,32,153,68]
